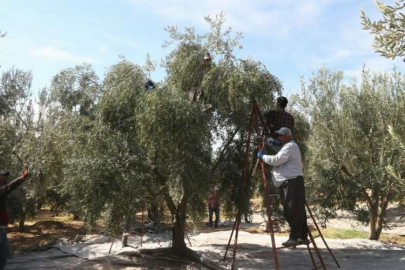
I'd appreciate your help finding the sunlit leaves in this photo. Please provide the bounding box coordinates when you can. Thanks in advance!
[299,67,405,232]
[361,0,405,59]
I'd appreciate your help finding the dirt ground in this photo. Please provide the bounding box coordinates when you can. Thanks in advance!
[4,206,405,269]
[6,210,85,252]
[5,229,405,270]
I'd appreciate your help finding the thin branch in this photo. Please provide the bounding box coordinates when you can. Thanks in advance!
[210,125,241,175]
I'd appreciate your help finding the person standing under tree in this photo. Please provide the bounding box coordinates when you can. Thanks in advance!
[257,127,308,247]
[0,169,30,270]
[208,188,219,229]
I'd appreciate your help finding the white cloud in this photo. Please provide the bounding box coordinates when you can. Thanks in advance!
[30,46,95,63]
[105,34,144,49]
[98,45,109,54]
[124,0,335,37]
[48,38,77,48]
[306,49,353,68]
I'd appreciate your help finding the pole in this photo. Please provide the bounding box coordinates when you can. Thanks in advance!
[258,142,279,270]
[109,238,115,254]
[141,205,144,247]
[230,105,256,270]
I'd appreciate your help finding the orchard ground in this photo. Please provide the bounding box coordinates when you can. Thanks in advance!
[4,201,405,269]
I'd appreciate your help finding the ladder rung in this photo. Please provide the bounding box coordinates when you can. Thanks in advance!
[275,242,309,250]
[311,254,332,270]
[312,234,321,240]
[271,218,285,222]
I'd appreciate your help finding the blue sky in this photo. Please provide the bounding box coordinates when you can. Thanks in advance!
[1,0,404,97]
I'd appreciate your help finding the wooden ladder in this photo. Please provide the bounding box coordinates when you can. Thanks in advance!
[222,101,340,270]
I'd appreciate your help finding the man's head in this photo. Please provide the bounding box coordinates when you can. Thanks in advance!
[276,96,288,109]
[276,127,292,144]
[0,171,9,187]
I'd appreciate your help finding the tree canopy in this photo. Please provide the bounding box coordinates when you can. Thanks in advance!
[1,14,283,257]
[298,67,405,240]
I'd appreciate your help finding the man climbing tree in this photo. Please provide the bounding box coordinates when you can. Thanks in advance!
[258,128,307,247]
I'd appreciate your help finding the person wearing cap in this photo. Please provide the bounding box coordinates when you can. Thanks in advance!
[0,170,29,270]
[264,96,294,139]
[257,127,308,247]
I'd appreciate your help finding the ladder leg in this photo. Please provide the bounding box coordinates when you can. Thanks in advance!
[254,102,282,269]
[231,213,242,270]
[306,202,340,268]
[308,226,327,270]
[223,219,237,261]
[259,160,280,270]
[306,243,318,270]
[229,105,256,269]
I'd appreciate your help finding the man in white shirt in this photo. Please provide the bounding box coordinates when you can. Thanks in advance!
[257,127,308,247]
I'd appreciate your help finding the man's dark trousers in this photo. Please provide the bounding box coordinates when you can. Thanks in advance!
[209,207,219,227]
[279,176,308,240]
[0,228,10,270]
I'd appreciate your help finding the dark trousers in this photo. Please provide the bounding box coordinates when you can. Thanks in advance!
[209,207,219,227]
[279,176,308,240]
[0,228,10,270]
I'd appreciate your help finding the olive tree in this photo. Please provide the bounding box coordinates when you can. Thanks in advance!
[26,14,282,259]
[299,67,405,240]
[0,67,44,231]
[135,13,282,257]
[361,0,405,59]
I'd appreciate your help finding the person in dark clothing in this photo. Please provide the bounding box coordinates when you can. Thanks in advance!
[208,188,219,229]
[0,170,29,270]
[264,96,295,139]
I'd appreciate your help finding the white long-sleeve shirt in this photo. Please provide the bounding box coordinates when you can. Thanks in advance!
[262,140,303,188]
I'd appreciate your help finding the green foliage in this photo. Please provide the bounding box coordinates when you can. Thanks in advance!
[361,0,405,59]
[0,67,44,230]
[298,67,405,239]
[50,64,101,116]
[137,90,212,221]
[2,14,283,252]
[387,125,405,189]
[0,68,32,116]
[100,59,146,133]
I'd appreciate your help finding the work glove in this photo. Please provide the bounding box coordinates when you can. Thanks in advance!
[267,138,281,146]
[257,151,264,160]
[22,169,29,179]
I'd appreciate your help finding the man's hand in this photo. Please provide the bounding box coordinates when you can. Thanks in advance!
[257,151,264,160]
[267,138,282,146]
[22,169,29,179]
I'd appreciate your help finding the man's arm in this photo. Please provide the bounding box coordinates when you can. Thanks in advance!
[0,176,25,197]
[267,139,283,153]
[262,144,293,167]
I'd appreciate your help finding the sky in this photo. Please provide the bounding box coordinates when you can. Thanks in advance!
[1,0,404,97]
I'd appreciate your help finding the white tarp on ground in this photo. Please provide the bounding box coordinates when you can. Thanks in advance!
[6,230,405,269]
